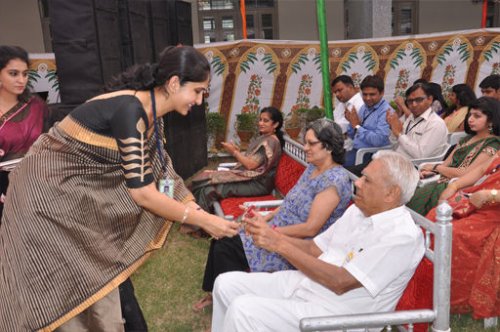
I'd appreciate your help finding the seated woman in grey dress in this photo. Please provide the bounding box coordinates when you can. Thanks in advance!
[191,107,284,213]
[193,119,353,311]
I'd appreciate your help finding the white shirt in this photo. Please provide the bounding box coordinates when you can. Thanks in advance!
[393,107,449,159]
[333,92,365,134]
[285,205,424,315]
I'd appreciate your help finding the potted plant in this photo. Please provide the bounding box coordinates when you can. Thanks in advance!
[284,111,302,139]
[206,112,226,151]
[236,112,258,149]
[298,106,325,125]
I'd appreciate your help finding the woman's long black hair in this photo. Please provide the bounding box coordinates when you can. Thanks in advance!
[104,46,210,92]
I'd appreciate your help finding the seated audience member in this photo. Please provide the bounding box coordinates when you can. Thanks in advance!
[211,150,424,332]
[344,75,393,166]
[441,84,476,132]
[346,83,448,176]
[194,119,352,312]
[394,81,448,118]
[426,151,499,318]
[428,82,449,115]
[191,107,284,213]
[331,75,364,135]
[407,97,500,215]
[479,74,500,100]
[387,83,448,159]
[0,45,50,219]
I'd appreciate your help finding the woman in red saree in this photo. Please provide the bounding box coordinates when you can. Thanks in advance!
[426,151,499,319]
[0,45,50,219]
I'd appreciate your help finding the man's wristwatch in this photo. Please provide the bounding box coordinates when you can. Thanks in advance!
[355,124,361,130]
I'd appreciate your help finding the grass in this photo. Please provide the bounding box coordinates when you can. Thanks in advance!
[132,225,212,332]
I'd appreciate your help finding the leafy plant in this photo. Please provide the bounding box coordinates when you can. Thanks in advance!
[206,112,226,137]
[285,111,302,129]
[297,106,325,123]
[236,112,259,132]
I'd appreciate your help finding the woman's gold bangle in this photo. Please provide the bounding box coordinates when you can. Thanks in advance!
[447,182,459,191]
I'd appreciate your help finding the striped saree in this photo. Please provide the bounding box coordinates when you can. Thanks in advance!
[0,116,192,331]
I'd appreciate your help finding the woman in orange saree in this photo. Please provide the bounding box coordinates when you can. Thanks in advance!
[426,152,499,318]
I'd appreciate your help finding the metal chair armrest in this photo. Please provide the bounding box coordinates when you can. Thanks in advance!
[300,309,436,331]
[243,200,284,209]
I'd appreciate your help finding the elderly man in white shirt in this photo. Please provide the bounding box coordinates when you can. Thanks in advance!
[211,151,425,332]
[386,83,449,159]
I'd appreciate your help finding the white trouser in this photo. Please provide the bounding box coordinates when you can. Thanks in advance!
[212,271,333,332]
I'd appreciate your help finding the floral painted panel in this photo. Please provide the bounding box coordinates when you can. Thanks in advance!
[335,43,379,87]
[201,48,228,117]
[384,41,426,102]
[475,36,500,96]
[194,28,499,143]
[431,36,473,101]
[228,45,280,143]
[281,46,323,118]
[29,54,60,104]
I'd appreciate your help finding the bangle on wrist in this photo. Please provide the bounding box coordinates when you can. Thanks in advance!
[432,164,439,172]
[490,189,498,204]
[181,207,190,224]
[447,182,459,191]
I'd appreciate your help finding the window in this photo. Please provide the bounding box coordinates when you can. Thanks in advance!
[392,0,418,36]
[197,0,277,43]
[485,0,500,27]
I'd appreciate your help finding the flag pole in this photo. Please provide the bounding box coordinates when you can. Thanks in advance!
[481,0,488,28]
[240,0,247,39]
[316,0,333,119]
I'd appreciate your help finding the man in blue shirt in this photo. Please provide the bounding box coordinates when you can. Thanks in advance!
[344,75,393,166]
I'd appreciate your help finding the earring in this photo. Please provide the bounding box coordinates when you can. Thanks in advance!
[488,124,493,134]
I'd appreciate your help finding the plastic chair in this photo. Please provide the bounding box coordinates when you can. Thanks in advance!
[354,145,392,165]
[447,131,468,146]
[411,143,450,167]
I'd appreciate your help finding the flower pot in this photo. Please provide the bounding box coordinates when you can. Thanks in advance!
[237,130,254,150]
[215,132,225,150]
[285,127,301,139]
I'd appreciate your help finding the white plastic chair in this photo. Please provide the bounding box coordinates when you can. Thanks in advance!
[448,131,468,146]
[417,161,443,187]
[411,143,450,167]
[354,145,392,165]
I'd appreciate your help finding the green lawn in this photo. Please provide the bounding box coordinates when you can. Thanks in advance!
[132,224,495,332]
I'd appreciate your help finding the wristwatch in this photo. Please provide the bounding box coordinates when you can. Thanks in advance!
[355,125,361,130]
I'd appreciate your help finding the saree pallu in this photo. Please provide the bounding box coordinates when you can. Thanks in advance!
[426,156,500,318]
[0,117,190,331]
[407,136,499,215]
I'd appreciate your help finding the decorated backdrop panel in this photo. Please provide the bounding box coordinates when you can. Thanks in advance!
[29,53,60,104]
[196,28,500,145]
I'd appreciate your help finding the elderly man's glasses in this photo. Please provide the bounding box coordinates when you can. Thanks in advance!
[406,96,427,105]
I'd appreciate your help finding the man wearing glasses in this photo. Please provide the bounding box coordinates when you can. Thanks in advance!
[386,83,448,159]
